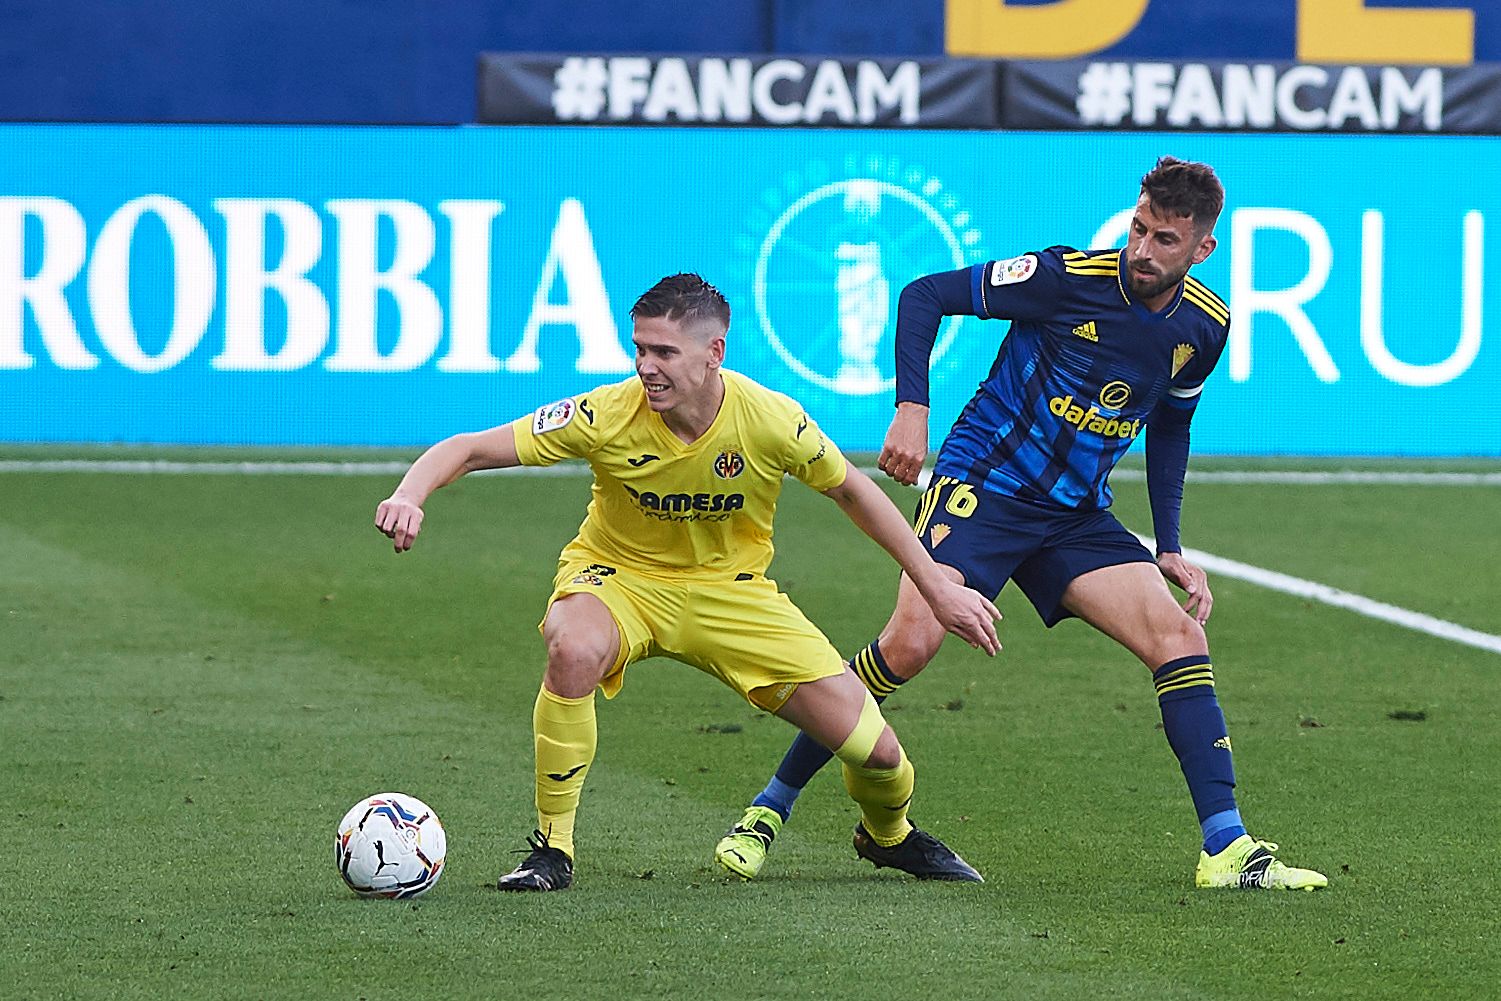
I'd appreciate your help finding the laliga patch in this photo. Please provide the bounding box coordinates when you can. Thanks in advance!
[990,254,1037,286]
[533,398,575,434]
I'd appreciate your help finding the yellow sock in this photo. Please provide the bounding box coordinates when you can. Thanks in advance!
[843,747,915,847]
[533,685,596,859]
[831,691,916,848]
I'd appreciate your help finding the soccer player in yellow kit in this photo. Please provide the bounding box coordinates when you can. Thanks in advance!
[375,274,1001,890]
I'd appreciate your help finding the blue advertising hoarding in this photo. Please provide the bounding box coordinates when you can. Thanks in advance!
[1,124,1495,454]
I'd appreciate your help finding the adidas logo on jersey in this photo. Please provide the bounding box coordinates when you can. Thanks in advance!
[1071,321,1099,342]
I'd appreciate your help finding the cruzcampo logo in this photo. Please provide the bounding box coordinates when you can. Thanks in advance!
[740,156,985,396]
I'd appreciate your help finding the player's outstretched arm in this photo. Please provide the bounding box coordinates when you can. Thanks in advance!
[822,466,1001,654]
[374,424,521,553]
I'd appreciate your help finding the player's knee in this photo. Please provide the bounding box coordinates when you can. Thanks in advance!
[545,629,613,669]
[876,624,943,679]
[1151,614,1208,664]
[543,632,613,695]
[862,725,902,770]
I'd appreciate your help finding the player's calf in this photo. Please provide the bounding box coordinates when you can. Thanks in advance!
[874,585,950,679]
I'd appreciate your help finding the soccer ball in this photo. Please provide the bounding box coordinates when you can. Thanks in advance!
[334,792,447,899]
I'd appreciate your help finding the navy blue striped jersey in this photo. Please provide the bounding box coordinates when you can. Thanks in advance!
[929,247,1228,510]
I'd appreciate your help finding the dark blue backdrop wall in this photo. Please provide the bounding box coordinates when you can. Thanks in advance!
[1,1,1493,123]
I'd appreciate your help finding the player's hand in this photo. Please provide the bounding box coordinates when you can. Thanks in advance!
[878,403,930,486]
[1157,551,1213,624]
[375,494,425,553]
[929,580,1004,656]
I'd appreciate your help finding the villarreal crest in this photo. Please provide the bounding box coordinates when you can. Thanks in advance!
[714,449,745,479]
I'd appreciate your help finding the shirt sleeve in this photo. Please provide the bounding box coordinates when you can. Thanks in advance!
[895,252,1065,407]
[1149,317,1228,553]
[1167,321,1229,401]
[511,393,603,466]
[971,249,1066,322]
[1145,394,1196,555]
[894,267,977,407]
[782,409,848,492]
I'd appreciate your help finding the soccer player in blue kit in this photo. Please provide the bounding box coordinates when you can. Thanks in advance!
[715,157,1327,891]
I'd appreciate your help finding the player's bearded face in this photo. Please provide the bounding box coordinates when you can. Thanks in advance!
[1124,195,1212,302]
[632,314,724,411]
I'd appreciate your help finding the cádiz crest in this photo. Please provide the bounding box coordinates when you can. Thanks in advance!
[1172,343,1195,379]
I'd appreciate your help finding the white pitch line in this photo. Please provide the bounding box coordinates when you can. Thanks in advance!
[3,457,1498,654]
[897,469,1501,489]
[1115,469,1501,486]
[1131,534,1501,657]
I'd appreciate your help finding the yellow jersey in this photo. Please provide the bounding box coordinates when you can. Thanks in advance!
[512,369,848,579]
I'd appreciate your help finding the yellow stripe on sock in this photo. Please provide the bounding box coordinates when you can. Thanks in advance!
[1152,666,1212,681]
[853,649,898,695]
[1156,676,1216,696]
[1154,664,1215,693]
[1154,665,1214,686]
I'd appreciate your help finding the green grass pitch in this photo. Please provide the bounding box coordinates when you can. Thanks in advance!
[4,452,1499,999]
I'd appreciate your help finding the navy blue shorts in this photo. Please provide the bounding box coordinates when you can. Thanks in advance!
[912,475,1154,627]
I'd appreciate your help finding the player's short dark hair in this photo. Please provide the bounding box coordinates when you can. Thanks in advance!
[1140,157,1224,234]
[630,273,731,335]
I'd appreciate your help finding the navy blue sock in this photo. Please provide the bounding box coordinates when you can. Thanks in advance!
[752,641,905,820]
[1153,656,1246,854]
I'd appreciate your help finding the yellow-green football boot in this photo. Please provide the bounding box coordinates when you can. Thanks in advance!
[1195,835,1327,890]
[714,806,783,880]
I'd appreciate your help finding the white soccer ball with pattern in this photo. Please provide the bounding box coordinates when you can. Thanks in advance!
[334,792,447,899]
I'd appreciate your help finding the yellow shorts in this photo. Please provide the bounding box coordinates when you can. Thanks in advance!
[542,555,844,710]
